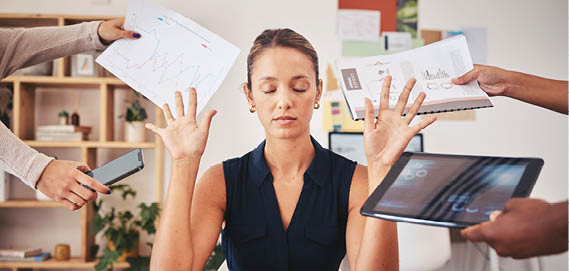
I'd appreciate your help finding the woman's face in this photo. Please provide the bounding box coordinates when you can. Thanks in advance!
[245,46,322,140]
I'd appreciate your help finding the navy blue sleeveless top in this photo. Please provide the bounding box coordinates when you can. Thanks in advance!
[221,137,357,271]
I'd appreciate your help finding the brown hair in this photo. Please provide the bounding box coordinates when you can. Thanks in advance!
[246,29,319,90]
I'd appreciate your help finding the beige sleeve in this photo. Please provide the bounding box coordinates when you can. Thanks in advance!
[0,21,106,188]
[0,122,54,189]
[0,20,106,79]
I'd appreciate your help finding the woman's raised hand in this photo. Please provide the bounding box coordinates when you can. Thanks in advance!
[364,76,436,167]
[145,88,217,161]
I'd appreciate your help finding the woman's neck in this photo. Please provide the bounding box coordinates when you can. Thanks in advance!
[264,133,314,181]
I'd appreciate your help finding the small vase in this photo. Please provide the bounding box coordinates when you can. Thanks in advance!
[125,121,146,142]
[108,236,139,262]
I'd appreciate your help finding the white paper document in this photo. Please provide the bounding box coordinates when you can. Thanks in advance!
[96,0,240,117]
[335,35,492,120]
[337,9,381,41]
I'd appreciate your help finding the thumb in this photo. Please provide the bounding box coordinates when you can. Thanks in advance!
[123,30,141,40]
[452,68,479,85]
[200,109,217,133]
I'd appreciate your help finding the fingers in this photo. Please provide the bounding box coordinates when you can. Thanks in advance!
[174,91,185,118]
[364,97,376,129]
[394,78,416,115]
[187,88,198,121]
[451,66,479,85]
[124,30,141,40]
[199,109,217,133]
[379,76,392,111]
[404,92,426,123]
[489,210,502,221]
[75,170,111,194]
[145,123,163,137]
[162,103,174,124]
[60,199,81,211]
[70,181,98,202]
[460,222,488,242]
[75,163,92,173]
[411,115,437,133]
[65,191,88,207]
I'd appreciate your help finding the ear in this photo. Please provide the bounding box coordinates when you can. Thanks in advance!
[242,82,255,106]
[315,79,323,103]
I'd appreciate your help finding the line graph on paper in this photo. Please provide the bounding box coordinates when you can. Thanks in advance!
[96,0,240,117]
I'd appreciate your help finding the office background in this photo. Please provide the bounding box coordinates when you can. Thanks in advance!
[0,0,566,270]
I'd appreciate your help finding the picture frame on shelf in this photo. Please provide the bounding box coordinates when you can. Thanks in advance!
[0,170,9,202]
[71,51,97,77]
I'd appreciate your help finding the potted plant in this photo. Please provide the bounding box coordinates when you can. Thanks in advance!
[122,93,148,142]
[91,184,160,271]
[57,110,69,125]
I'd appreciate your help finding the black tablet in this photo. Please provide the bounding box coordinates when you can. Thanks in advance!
[360,152,544,228]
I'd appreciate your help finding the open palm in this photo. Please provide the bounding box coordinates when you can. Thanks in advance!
[364,77,436,167]
[145,89,217,161]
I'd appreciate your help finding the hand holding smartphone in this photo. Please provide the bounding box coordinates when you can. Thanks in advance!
[81,149,144,192]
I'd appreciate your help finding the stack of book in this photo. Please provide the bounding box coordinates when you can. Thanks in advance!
[0,248,50,262]
[36,125,91,141]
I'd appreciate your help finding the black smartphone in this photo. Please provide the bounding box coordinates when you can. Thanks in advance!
[84,148,144,187]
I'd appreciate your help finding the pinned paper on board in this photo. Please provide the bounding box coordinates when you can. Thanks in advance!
[382,31,412,52]
[337,9,381,41]
[338,0,397,33]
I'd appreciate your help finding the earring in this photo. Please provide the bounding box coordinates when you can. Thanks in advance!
[314,101,320,109]
[249,104,256,113]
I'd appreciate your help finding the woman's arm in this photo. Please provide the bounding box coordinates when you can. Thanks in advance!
[348,77,437,271]
[147,89,217,270]
[346,165,398,271]
[0,18,137,79]
[452,65,568,114]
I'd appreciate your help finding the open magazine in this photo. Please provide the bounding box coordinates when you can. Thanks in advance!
[335,35,492,120]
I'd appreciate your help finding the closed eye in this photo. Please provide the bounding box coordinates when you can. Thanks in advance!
[293,88,307,92]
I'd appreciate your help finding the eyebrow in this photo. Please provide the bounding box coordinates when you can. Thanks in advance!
[257,75,312,81]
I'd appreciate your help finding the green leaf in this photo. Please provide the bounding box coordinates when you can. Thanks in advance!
[95,247,119,271]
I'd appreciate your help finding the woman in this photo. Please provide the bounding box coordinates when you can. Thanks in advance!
[147,29,436,271]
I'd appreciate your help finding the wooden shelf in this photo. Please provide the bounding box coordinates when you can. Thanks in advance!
[0,13,166,266]
[0,257,129,269]
[1,76,127,87]
[24,140,157,149]
[0,200,62,208]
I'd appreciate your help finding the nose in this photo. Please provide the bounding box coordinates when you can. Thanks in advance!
[276,88,293,110]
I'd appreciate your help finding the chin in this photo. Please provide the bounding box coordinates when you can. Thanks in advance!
[267,126,306,140]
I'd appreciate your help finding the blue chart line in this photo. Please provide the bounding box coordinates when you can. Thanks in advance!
[113,21,215,90]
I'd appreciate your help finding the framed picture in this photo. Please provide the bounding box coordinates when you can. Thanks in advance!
[328,132,423,165]
[71,52,97,77]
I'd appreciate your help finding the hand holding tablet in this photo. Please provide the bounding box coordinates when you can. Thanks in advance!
[360,152,543,228]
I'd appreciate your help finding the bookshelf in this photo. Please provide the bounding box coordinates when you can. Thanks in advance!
[0,14,165,270]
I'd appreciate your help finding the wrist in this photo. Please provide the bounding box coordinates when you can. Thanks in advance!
[367,162,391,192]
[96,21,112,46]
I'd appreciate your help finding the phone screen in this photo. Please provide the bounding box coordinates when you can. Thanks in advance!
[85,149,144,185]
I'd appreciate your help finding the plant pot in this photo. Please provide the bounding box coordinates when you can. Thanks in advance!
[125,121,146,142]
[108,238,139,262]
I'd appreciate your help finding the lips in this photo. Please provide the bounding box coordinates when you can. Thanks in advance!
[273,116,296,125]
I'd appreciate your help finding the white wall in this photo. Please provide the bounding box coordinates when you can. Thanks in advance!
[0,0,566,270]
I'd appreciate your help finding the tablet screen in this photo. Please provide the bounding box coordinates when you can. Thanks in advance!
[373,155,530,224]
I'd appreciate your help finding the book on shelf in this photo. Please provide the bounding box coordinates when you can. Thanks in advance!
[0,248,42,258]
[0,252,50,262]
[36,125,91,141]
